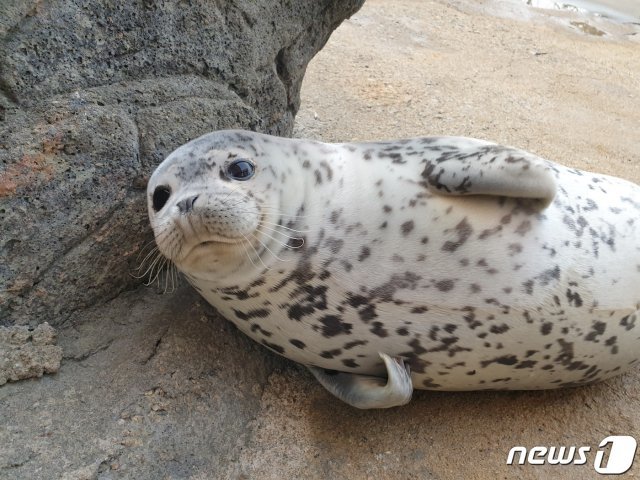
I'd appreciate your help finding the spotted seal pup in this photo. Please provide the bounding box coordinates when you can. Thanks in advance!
[147,130,639,409]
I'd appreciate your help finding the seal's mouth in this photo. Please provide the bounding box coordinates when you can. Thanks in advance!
[199,237,238,246]
[193,235,244,248]
[181,234,250,260]
[174,210,265,263]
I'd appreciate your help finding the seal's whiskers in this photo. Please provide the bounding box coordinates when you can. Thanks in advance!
[255,224,304,249]
[236,237,259,270]
[132,249,163,280]
[136,238,161,264]
[241,232,271,270]
[248,231,287,263]
[258,206,310,219]
[160,261,178,294]
[146,255,167,287]
[257,219,310,234]
[134,245,160,274]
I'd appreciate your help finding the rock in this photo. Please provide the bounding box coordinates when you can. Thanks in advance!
[0,322,62,385]
[0,0,364,326]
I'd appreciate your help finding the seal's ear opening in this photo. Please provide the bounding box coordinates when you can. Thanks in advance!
[153,186,172,212]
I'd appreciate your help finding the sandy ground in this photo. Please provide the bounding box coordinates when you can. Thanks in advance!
[1,1,639,479]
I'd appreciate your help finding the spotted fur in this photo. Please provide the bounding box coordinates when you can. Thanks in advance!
[148,130,640,391]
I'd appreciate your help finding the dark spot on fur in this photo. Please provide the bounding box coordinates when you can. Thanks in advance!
[358,246,371,262]
[522,279,534,295]
[287,285,328,320]
[435,279,455,292]
[342,359,359,368]
[369,271,422,302]
[442,218,473,253]
[320,348,342,359]
[358,304,377,323]
[344,340,368,350]
[508,243,523,256]
[325,237,344,254]
[250,324,272,337]
[233,308,270,321]
[347,294,368,308]
[316,315,353,338]
[401,220,415,236]
[341,260,353,272]
[370,321,388,337]
[490,324,510,334]
[289,339,306,349]
[249,277,266,288]
[220,287,258,300]
[481,355,518,368]
[515,220,532,236]
[444,324,457,334]
[620,314,636,331]
[422,378,442,388]
[537,266,561,286]
[585,321,606,342]
[566,289,583,308]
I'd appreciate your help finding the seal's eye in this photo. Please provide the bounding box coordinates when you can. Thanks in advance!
[227,159,255,181]
[152,185,171,212]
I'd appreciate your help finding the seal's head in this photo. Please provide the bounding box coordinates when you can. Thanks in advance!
[147,130,300,282]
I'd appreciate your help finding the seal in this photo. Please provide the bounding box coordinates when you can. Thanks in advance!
[147,130,640,409]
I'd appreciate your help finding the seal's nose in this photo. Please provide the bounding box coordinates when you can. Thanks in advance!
[177,195,199,213]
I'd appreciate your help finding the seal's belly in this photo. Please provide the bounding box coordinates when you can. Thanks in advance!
[203,287,639,390]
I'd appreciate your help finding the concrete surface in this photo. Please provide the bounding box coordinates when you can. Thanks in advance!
[2,0,640,478]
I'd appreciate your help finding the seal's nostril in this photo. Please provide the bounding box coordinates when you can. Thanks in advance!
[177,195,199,213]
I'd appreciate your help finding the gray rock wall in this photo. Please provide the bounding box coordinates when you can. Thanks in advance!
[0,0,364,326]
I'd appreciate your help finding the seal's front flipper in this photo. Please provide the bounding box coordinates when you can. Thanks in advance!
[307,352,413,409]
[420,138,557,206]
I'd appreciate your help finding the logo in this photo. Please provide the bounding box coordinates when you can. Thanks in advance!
[506,436,637,475]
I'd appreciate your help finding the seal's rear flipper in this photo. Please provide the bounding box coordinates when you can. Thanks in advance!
[307,352,413,409]
[420,138,557,206]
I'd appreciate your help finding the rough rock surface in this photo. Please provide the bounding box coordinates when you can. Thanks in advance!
[0,322,62,385]
[0,0,364,327]
[2,0,640,478]
[0,286,287,479]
